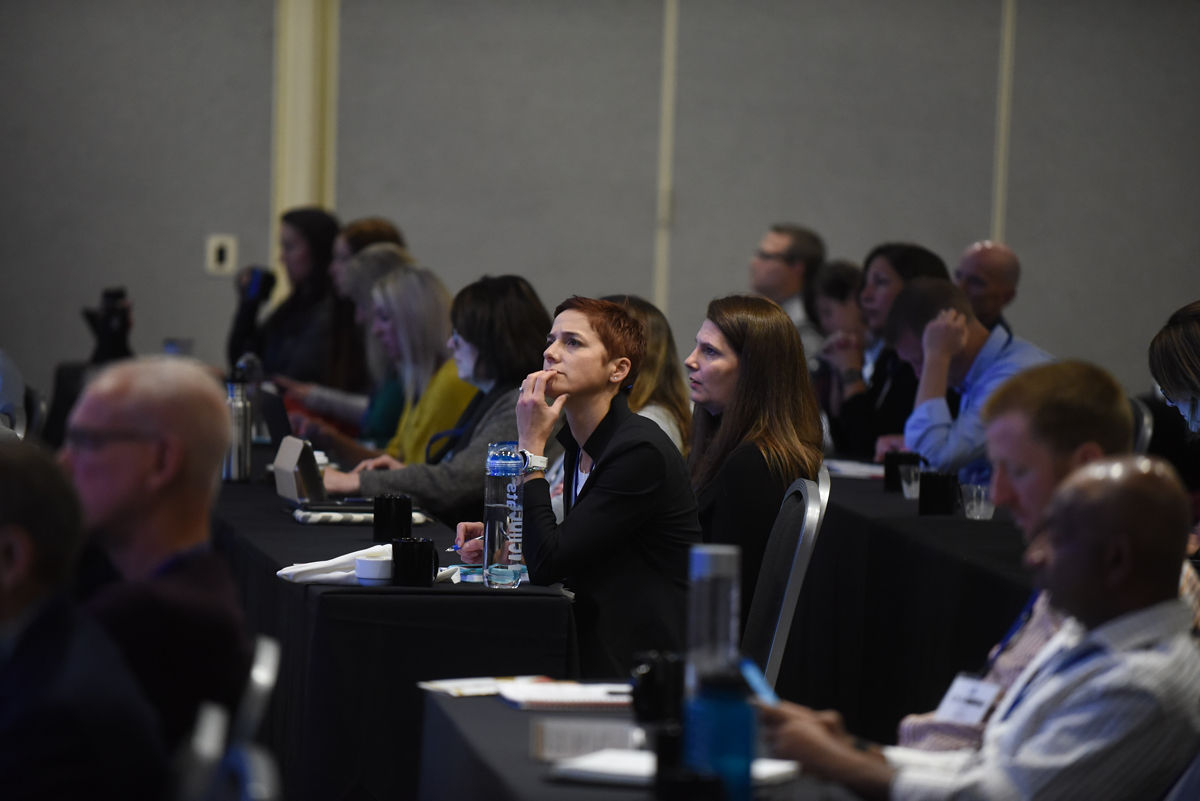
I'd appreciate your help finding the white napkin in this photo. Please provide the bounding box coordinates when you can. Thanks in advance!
[276,544,462,585]
[276,544,390,583]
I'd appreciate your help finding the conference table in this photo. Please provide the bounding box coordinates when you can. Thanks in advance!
[212,459,1028,798]
[776,473,1031,744]
[212,474,578,801]
[418,692,859,801]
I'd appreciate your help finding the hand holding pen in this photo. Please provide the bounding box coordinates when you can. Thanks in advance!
[451,522,485,564]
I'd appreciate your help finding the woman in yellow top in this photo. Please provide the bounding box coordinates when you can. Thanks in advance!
[321,266,475,478]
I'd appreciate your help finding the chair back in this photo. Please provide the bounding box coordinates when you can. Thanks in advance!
[1130,396,1155,454]
[229,636,281,744]
[175,704,231,801]
[1163,747,1200,801]
[174,636,283,801]
[742,464,831,688]
[23,385,47,442]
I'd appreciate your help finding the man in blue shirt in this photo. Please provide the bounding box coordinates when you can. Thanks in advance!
[953,241,1020,333]
[877,278,1051,481]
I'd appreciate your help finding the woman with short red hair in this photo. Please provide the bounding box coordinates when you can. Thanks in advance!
[457,296,701,678]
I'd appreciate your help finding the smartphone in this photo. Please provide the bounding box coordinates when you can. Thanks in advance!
[739,657,780,706]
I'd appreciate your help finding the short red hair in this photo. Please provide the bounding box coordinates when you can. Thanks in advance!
[553,296,645,390]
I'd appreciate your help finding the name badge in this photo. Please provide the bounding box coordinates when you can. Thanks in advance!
[933,673,1002,725]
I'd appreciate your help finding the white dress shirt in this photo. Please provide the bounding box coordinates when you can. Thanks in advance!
[885,599,1200,800]
[779,294,823,363]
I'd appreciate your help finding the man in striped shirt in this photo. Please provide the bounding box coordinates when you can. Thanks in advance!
[761,455,1200,800]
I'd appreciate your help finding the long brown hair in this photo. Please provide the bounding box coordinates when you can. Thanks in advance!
[604,295,692,453]
[1149,299,1200,402]
[689,295,822,490]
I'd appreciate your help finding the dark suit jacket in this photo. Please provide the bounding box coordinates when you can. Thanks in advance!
[523,393,701,679]
[696,441,793,634]
[0,595,166,800]
[86,548,253,751]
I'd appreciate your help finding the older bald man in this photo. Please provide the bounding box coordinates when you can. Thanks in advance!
[954,241,1020,331]
[59,356,252,749]
[761,456,1200,800]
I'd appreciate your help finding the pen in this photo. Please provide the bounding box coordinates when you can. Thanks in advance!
[446,535,483,552]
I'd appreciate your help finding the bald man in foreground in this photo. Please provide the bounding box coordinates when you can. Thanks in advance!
[954,241,1020,332]
[59,356,252,749]
[761,456,1200,800]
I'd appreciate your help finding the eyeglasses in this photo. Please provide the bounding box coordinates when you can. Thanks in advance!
[62,426,159,451]
[754,249,793,262]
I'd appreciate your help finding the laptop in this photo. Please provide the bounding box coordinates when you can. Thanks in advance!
[258,385,294,451]
[273,435,374,512]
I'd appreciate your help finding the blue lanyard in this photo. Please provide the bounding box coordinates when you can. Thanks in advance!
[999,640,1103,722]
[979,591,1041,676]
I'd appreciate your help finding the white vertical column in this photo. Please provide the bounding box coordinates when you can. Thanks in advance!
[270,0,339,297]
[990,0,1018,243]
[653,0,680,314]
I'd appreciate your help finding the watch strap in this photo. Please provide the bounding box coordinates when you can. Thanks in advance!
[520,449,548,474]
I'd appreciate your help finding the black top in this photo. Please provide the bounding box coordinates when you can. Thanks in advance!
[0,595,167,800]
[227,283,366,390]
[523,393,701,679]
[85,549,254,750]
[829,346,918,460]
[696,440,793,633]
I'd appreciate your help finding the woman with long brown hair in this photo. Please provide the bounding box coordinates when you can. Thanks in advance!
[686,295,823,627]
[603,295,691,453]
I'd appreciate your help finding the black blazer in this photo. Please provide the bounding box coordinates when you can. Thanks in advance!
[523,393,701,678]
[829,346,918,459]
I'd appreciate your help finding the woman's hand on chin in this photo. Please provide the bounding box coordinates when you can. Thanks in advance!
[517,370,567,452]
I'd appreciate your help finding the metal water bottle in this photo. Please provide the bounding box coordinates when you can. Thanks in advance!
[222,367,252,482]
[683,544,754,801]
[483,441,524,588]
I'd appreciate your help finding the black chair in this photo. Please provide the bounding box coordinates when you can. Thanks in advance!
[1164,748,1200,801]
[23,385,46,442]
[742,464,831,689]
[1130,396,1155,454]
[175,636,283,801]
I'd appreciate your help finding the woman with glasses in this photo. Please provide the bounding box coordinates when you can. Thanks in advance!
[323,275,551,526]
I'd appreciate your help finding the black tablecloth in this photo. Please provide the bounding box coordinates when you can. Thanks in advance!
[213,476,578,801]
[776,476,1031,744]
[419,693,858,801]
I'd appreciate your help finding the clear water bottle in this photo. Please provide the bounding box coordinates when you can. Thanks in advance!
[483,441,524,588]
[684,544,753,801]
[222,366,252,482]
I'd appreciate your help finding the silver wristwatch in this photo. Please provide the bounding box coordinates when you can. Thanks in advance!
[519,449,549,474]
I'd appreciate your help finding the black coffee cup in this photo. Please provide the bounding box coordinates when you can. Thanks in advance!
[373,494,412,544]
[392,537,439,587]
[918,472,961,515]
[883,451,923,492]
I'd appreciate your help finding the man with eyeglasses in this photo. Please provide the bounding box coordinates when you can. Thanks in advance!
[59,355,251,751]
[748,222,826,359]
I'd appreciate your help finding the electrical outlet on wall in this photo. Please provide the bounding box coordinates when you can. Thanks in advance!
[206,234,238,276]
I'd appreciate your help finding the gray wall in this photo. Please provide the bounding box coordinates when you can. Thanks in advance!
[3,1,1197,402]
[0,0,274,395]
